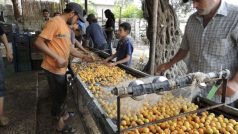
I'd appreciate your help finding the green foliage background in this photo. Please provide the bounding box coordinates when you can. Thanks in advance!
[71,0,96,14]
[71,0,142,18]
[113,4,142,18]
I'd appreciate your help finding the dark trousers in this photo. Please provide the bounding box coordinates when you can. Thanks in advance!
[45,70,67,117]
[106,41,112,55]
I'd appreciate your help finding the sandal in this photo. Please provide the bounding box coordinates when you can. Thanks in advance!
[62,112,75,121]
[0,116,9,127]
[56,125,76,134]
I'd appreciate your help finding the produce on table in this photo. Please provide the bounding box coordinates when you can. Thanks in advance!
[72,62,134,118]
[124,111,238,134]
[72,60,238,134]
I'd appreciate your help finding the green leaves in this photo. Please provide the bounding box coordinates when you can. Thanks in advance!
[113,3,142,18]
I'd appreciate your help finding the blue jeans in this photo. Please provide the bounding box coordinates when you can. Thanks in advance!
[0,56,5,97]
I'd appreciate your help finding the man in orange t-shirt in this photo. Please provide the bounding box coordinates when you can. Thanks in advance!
[35,3,93,133]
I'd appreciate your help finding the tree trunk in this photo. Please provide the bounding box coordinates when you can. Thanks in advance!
[11,0,21,20]
[143,0,187,78]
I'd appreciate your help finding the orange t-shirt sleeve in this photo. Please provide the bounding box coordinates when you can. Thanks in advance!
[39,20,58,41]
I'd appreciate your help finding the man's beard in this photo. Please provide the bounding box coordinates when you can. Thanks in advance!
[44,17,49,21]
[196,9,210,15]
[196,4,215,16]
[67,17,74,25]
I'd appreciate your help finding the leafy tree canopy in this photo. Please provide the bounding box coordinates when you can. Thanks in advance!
[113,3,142,18]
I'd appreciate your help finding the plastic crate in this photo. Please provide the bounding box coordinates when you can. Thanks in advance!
[12,33,32,72]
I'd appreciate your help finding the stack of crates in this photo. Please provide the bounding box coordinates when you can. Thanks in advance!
[29,32,43,70]
[12,33,32,72]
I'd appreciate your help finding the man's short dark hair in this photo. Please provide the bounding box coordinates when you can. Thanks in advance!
[53,12,61,16]
[64,8,75,14]
[64,2,85,22]
[183,0,189,3]
[87,14,97,23]
[42,9,49,13]
[119,22,131,33]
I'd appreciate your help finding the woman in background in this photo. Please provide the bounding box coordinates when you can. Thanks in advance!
[104,9,115,55]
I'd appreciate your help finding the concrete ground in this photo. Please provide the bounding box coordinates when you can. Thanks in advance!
[0,72,37,134]
[131,42,149,70]
[0,71,101,134]
[112,40,150,71]
[36,72,100,134]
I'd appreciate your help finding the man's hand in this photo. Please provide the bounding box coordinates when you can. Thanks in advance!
[217,73,238,97]
[89,53,96,61]
[101,59,109,64]
[6,50,13,63]
[84,51,90,55]
[156,62,172,75]
[82,55,95,62]
[56,57,68,68]
[226,80,238,96]
[107,62,116,67]
[156,49,188,75]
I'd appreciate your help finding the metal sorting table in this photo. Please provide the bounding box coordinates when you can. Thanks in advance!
[69,50,238,134]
